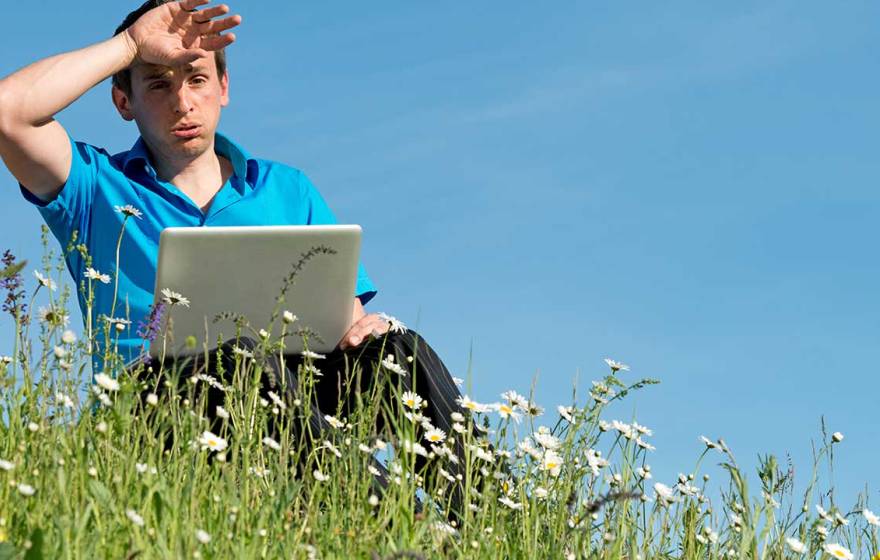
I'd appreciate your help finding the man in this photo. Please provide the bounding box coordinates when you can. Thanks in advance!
[0,0,476,517]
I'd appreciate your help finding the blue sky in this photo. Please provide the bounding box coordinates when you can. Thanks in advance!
[1,1,877,504]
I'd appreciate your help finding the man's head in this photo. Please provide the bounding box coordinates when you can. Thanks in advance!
[111,0,230,163]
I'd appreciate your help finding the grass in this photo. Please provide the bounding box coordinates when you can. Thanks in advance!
[0,226,877,559]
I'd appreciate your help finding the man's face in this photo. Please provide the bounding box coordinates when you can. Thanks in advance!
[113,55,229,163]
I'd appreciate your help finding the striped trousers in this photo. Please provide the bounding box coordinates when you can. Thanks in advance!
[153,329,473,517]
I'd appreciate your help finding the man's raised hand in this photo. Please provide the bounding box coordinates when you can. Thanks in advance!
[125,0,242,68]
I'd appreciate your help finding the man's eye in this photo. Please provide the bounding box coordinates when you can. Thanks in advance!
[192,76,208,85]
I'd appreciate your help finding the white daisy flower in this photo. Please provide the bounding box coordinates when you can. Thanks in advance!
[534,487,549,499]
[493,402,522,423]
[321,441,342,458]
[636,438,656,451]
[0,355,12,365]
[816,505,833,522]
[33,270,57,291]
[368,494,380,507]
[402,440,428,457]
[831,431,844,443]
[654,482,676,505]
[84,267,111,284]
[863,508,880,526]
[822,543,853,560]
[456,395,490,414]
[518,438,542,460]
[541,450,563,477]
[248,466,270,478]
[380,354,407,376]
[313,470,329,482]
[611,420,635,439]
[499,496,523,510]
[18,483,36,496]
[0,459,14,471]
[126,509,145,527]
[267,391,287,410]
[282,310,297,324]
[301,350,326,360]
[586,449,609,476]
[262,437,282,451]
[632,422,652,436]
[160,288,190,307]
[401,391,423,410]
[61,330,77,344]
[324,415,345,429]
[785,537,806,554]
[55,392,75,409]
[472,446,494,463]
[533,431,561,451]
[603,358,630,372]
[376,312,408,334]
[451,376,464,386]
[424,428,446,444]
[500,390,529,410]
[145,393,158,406]
[215,405,230,420]
[115,204,143,219]
[94,373,120,392]
[232,346,254,359]
[198,431,228,453]
[557,405,576,423]
[135,463,148,474]
[195,529,211,544]
[38,306,69,327]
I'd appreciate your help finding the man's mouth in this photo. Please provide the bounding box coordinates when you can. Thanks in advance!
[171,124,202,139]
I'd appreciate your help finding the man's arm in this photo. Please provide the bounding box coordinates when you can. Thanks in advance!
[0,33,137,200]
[0,0,239,201]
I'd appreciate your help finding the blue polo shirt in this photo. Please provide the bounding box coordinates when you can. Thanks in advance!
[20,132,377,368]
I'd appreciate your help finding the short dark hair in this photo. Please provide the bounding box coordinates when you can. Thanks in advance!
[112,0,227,96]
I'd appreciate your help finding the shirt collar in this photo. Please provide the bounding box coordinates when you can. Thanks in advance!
[121,131,256,184]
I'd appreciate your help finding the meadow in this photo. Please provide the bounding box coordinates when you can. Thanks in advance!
[0,223,877,559]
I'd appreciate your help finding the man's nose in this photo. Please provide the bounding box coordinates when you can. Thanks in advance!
[172,88,194,114]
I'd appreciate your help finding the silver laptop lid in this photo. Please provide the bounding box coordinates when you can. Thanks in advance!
[149,225,361,359]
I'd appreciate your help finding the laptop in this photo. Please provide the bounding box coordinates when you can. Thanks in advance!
[148,225,361,359]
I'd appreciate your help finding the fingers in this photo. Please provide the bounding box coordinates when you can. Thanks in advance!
[199,32,236,51]
[339,314,390,351]
[179,0,211,11]
[192,3,229,22]
[199,14,242,36]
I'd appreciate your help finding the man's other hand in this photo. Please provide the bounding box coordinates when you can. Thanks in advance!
[338,298,389,351]
[126,0,242,67]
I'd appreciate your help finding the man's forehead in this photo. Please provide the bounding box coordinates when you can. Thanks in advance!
[133,59,212,79]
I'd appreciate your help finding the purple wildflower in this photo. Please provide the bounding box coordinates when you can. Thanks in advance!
[136,301,166,365]
[1,250,28,321]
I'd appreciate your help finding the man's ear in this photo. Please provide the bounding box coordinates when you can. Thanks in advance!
[220,70,230,107]
[111,85,136,122]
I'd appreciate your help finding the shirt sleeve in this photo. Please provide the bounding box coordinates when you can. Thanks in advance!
[18,133,100,252]
[298,171,378,305]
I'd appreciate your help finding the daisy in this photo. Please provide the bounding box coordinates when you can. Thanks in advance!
[18,483,36,496]
[38,306,69,327]
[232,346,254,359]
[34,270,57,291]
[160,288,190,307]
[321,441,342,458]
[456,395,490,414]
[248,466,270,478]
[115,204,143,219]
[301,350,326,360]
[831,431,844,443]
[313,470,329,482]
[55,392,75,409]
[0,459,14,471]
[611,420,635,440]
[267,391,287,410]
[586,449,609,476]
[541,450,563,477]
[401,391,423,410]
[403,440,428,457]
[0,355,11,365]
[518,439,542,460]
[822,543,853,560]
[557,405,576,423]
[603,358,630,372]
[500,390,529,410]
[526,402,544,417]
[534,487,549,499]
[636,438,656,451]
[61,330,77,344]
[654,482,676,504]
[632,421,653,436]
[785,537,806,554]
[816,505,833,522]
[380,354,407,376]
[324,415,345,429]
[863,508,880,526]
[84,267,111,284]
[532,431,561,451]
[94,372,120,392]
[499,496,523,510]
[493,402,522,423]
[368,495,380,507]
[700,435,720,450]
[195,529,211,544]
[282,310,297,324]
[472,447,494,463]
[424,428,446,444]
[126,509,145,527]
[262,437,282,451]
[451,376,464,386]
[376,312,408,333]
[198,431,228,453]
[145,393,159,406]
